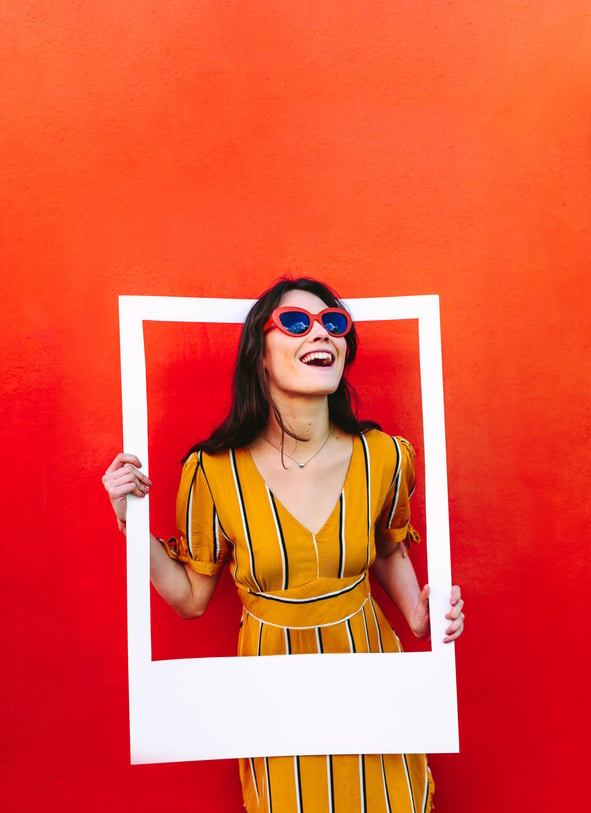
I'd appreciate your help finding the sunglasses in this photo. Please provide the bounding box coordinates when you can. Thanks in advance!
[264,307,352,337]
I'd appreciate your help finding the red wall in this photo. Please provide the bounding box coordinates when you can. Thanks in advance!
[1,2,590,810]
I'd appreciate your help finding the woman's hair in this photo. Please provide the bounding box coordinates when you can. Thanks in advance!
[185,276,380,457]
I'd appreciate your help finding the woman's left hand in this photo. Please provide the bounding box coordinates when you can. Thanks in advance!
[443,585,464,643]
[409,584,465,643]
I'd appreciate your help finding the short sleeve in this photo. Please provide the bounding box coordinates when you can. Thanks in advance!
[160,451,231,576]
[376,436,421,550]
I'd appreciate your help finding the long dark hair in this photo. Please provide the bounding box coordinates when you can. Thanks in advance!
[185,277,380,457]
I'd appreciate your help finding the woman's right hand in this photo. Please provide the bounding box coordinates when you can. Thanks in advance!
[101,453,151,533]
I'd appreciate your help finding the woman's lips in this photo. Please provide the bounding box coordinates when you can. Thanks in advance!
[300,350,335,367]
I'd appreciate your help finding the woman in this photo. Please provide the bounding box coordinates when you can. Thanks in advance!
[103,277,464,812]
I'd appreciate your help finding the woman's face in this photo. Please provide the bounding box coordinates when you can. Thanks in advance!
[263,289,348,401]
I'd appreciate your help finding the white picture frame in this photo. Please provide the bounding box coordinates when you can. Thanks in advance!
[119,294,458,763]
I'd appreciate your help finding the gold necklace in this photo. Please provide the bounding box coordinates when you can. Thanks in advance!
[260,429,332,469]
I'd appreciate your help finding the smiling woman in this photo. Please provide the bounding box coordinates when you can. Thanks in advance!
[102,277,464,812]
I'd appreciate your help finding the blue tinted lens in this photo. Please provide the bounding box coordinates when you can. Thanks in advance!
[322,312,348,335]
[279,311,311,334]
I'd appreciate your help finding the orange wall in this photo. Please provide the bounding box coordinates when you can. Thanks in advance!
[1,2,590,810]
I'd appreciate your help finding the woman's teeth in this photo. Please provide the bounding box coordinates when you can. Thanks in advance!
[301,351,334,367]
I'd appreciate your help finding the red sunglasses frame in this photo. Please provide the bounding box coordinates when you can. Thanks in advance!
[263,306,353,337]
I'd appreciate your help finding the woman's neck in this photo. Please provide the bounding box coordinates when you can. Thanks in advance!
[263,395,331,449]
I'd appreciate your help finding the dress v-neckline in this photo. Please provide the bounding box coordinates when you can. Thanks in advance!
[244,436,357,536]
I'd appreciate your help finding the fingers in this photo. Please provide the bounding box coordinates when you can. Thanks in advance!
[103,479,146,499]
[446,598,464,621]
[104,452,144,475]
[102,455,152,499]
[443,614,464,642]
[449,584,462,604]
[415,585,464,643]
[446,587,463,621]
[444,586,464,643]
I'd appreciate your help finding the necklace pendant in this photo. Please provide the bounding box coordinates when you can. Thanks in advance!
[260,428,332,470]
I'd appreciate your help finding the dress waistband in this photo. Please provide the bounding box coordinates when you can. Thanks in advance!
[238,573,370,628]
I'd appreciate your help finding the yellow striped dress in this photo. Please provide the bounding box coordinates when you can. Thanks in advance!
[167,429,434,813]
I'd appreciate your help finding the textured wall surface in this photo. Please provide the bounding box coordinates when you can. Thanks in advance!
[1,2,590,810]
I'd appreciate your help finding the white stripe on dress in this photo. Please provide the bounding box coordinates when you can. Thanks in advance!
[380,755,393,813]
[386,436,403,528]
[212,507,220,563]
[359,433,372,566]
[402,754,417,813]
[245,597,370,631]
[338,492,346,578]
[368,599,384,652]
[326,755,335,813]
[421,762,430,813]
[250,573,366,604]
[264,756,272,813]
[346,618,356,653]
[361,603,371,652]
[248,758,259,806]
[359,754,367,813]
[315,626,324,653]
[293,756,303,813]
[185,456,198,558]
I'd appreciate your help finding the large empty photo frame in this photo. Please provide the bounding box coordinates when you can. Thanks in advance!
[119,294,458,764]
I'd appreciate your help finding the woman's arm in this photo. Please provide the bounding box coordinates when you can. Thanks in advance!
[102,453,220,619]
[149,533,221,618]
[371,535,464,643]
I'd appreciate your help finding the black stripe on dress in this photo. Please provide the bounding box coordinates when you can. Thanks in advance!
[386,437,403,528]
[263,756,273,813]
[369,599,384,652]
[361,604,371,652]
[294,756,303,813]
[198,452,232,540]
[402,754,418,813]
[249,573,366,604]
[327,755,335,813]
[386,435,402,491]
[230,449,262,591]
[359,755,368,813]
[399,438,417,501]
[337,493,346,578]
[421,762,431,813]
[185,456,200,559]
[380,755,393,813]
[248,758,259,806]
[346,618,356,653]
[359,434,372,565]
[268,490,289,590]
